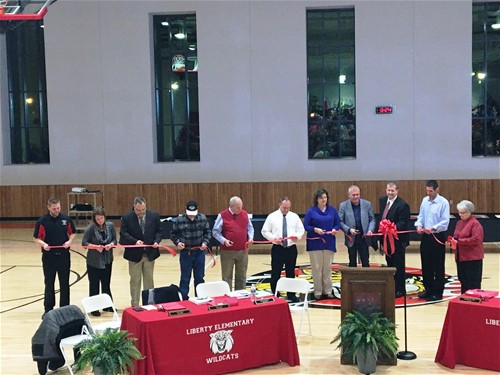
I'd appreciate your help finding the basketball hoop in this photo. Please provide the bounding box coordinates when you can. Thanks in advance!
[0,0,51,21]
[172,54,185,72]
[0,1,7,16]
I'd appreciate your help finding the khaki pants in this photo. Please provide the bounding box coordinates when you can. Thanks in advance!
[128,255,155,306]
[220,249,248,291]
[308,250,334,296]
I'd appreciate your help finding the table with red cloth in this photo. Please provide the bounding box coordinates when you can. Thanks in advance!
[121,297,300,375]
[435,294,500,372]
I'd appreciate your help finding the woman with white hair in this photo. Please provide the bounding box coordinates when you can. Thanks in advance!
[451,200,484,294]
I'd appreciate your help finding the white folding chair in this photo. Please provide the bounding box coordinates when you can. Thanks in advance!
[195,281,231,298]
[275,278,312,339]
[81,293,121,333]
[59,325,90,375]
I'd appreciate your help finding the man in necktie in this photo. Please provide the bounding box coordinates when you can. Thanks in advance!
[339,185,376,268]
[378,181,410,298]
[119,197,162,306]
[262,197,305,302]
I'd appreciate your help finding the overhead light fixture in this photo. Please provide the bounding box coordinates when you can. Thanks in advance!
[188,44,196,51]
[339,75,346,84]
[492,13,500,29]
[171,82,179,90]
[174,32,185,39]
[161,21,169,27]
[477,72,486,80]
[26,97,33,104]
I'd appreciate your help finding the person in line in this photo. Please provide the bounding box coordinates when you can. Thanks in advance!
[451,200,484,294]
[119,197,162,307]
[261,196,305,302]
[304,188,340,300]
[339,185,376,267]
[81,207,117,316]
[212,196,254,291]
[171,200,211,300]
[378,181,410,298]
[33,197,76,319]
[415,180,450,301]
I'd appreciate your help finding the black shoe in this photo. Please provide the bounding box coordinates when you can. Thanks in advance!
[395,291,404,298]
[103,307,114,312]
[418,291,428,299]
[91,311,101,316]
[48,359,65,371]
[288,296,300,303]
[425,295,443,302]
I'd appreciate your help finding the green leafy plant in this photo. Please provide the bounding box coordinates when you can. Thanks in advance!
[74,328,143,374]
[331,310,399,363]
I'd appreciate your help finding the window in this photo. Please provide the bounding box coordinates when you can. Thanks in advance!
[5,20,49,164]
[153,14,199,162]
[307,8,355,159]
[472,2,500,157]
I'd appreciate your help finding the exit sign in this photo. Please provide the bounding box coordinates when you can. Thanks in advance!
[375,106,393,114]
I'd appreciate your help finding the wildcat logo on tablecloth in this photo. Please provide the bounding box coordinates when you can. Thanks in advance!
[209,330,234,354]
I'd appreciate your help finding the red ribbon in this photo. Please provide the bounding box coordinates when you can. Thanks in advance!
[46,244,177,257]
[245,236,299,252]
[377,219,399,256]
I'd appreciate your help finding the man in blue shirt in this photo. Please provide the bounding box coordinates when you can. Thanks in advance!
[415,180,450,301]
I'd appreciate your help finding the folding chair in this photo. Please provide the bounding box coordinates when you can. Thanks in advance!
[275,278,312,338]
[81,294,120,333]
[142,284,183,305]
[195,281,231,298]
[59,324,90,375]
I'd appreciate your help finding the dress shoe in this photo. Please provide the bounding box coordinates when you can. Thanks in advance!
[103,307,114,312]
[418,290,428,299]
[91,311,101,316]
[395,291,404,298]
[323,293,334,299]
[426,295,443,302]
[288,296,300,303]
[314,294,322,300]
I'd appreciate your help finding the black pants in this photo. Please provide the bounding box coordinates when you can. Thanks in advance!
[386,242,406,295]
[270,244,297,299]
[420,233,446,297]
[42,251,70,312]
[348,239,369,267]
[87,263,113,299]
[457,259,483,294]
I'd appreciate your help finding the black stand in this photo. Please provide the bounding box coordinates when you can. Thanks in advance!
[396,284,417,360]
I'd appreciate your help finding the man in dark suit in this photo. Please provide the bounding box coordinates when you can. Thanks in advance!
[339,185,376,267]
[119,197,162,306]
[378,181,410,297]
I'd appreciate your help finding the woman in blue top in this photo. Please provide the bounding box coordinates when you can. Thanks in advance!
[304,188,340,300]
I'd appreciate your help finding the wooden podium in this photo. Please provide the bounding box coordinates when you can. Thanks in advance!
[339,267,397,365]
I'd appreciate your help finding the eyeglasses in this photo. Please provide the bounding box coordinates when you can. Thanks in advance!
[458,211,470,215]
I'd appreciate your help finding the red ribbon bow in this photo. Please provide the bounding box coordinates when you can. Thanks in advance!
[378,219,399,256]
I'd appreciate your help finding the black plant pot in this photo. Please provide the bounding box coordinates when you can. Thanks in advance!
[356,350,377,374]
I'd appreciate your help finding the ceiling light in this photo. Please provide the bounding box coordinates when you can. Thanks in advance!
[26,97,33,104]
[339,75,346,84]
[477,72,486,80]
[174,32,186,39]
[492,14,500,29]
[161,21,169,26]
[171,82,179,90]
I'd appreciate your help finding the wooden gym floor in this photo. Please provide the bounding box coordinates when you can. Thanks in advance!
[1,227,499,374]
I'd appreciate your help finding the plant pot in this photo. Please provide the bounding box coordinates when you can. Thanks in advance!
[356,350,377,374]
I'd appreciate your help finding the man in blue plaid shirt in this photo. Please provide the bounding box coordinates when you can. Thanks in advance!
[171,200,211,299]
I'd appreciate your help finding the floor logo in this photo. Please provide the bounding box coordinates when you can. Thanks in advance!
[247,263,461,308]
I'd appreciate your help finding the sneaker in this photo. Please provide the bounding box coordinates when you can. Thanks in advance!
[91,311,101,317]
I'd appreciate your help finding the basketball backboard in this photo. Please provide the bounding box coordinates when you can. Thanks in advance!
[0,0,53,21]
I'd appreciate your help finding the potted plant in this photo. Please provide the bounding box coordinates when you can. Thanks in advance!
[74,328,143,375]
[331,310,399,375]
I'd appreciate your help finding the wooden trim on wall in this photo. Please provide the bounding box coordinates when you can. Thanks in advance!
[1,180,498,219]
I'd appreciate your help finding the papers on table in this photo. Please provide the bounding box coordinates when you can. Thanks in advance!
[142,305,158,311]
[189,296,213,305]
[226,289,274,299]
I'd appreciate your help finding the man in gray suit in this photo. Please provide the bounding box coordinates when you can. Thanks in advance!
[339,185,376,267]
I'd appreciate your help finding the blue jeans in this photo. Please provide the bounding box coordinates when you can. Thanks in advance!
[179,249,205,299]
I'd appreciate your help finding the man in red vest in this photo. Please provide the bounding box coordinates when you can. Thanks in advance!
[213,196,254,291]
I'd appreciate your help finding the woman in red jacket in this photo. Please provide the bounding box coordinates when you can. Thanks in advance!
[452,200,484,294]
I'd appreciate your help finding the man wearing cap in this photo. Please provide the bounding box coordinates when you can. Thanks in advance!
[171,200,211,300]
[212,196,254,291]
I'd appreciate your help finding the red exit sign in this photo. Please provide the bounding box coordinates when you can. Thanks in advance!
[375,106,393,114]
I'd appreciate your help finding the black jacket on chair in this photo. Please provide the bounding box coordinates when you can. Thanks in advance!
[119,209,162,263]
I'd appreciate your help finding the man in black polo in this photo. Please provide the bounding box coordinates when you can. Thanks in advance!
[33,197,76,318]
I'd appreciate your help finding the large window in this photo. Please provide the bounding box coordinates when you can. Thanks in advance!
[472,2,500,157]
[6,20,49,164]
[153,14,199,162]
[307,8,355,159]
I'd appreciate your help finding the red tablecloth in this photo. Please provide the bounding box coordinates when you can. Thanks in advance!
[121,297,300,374]
[435,294,500,372]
